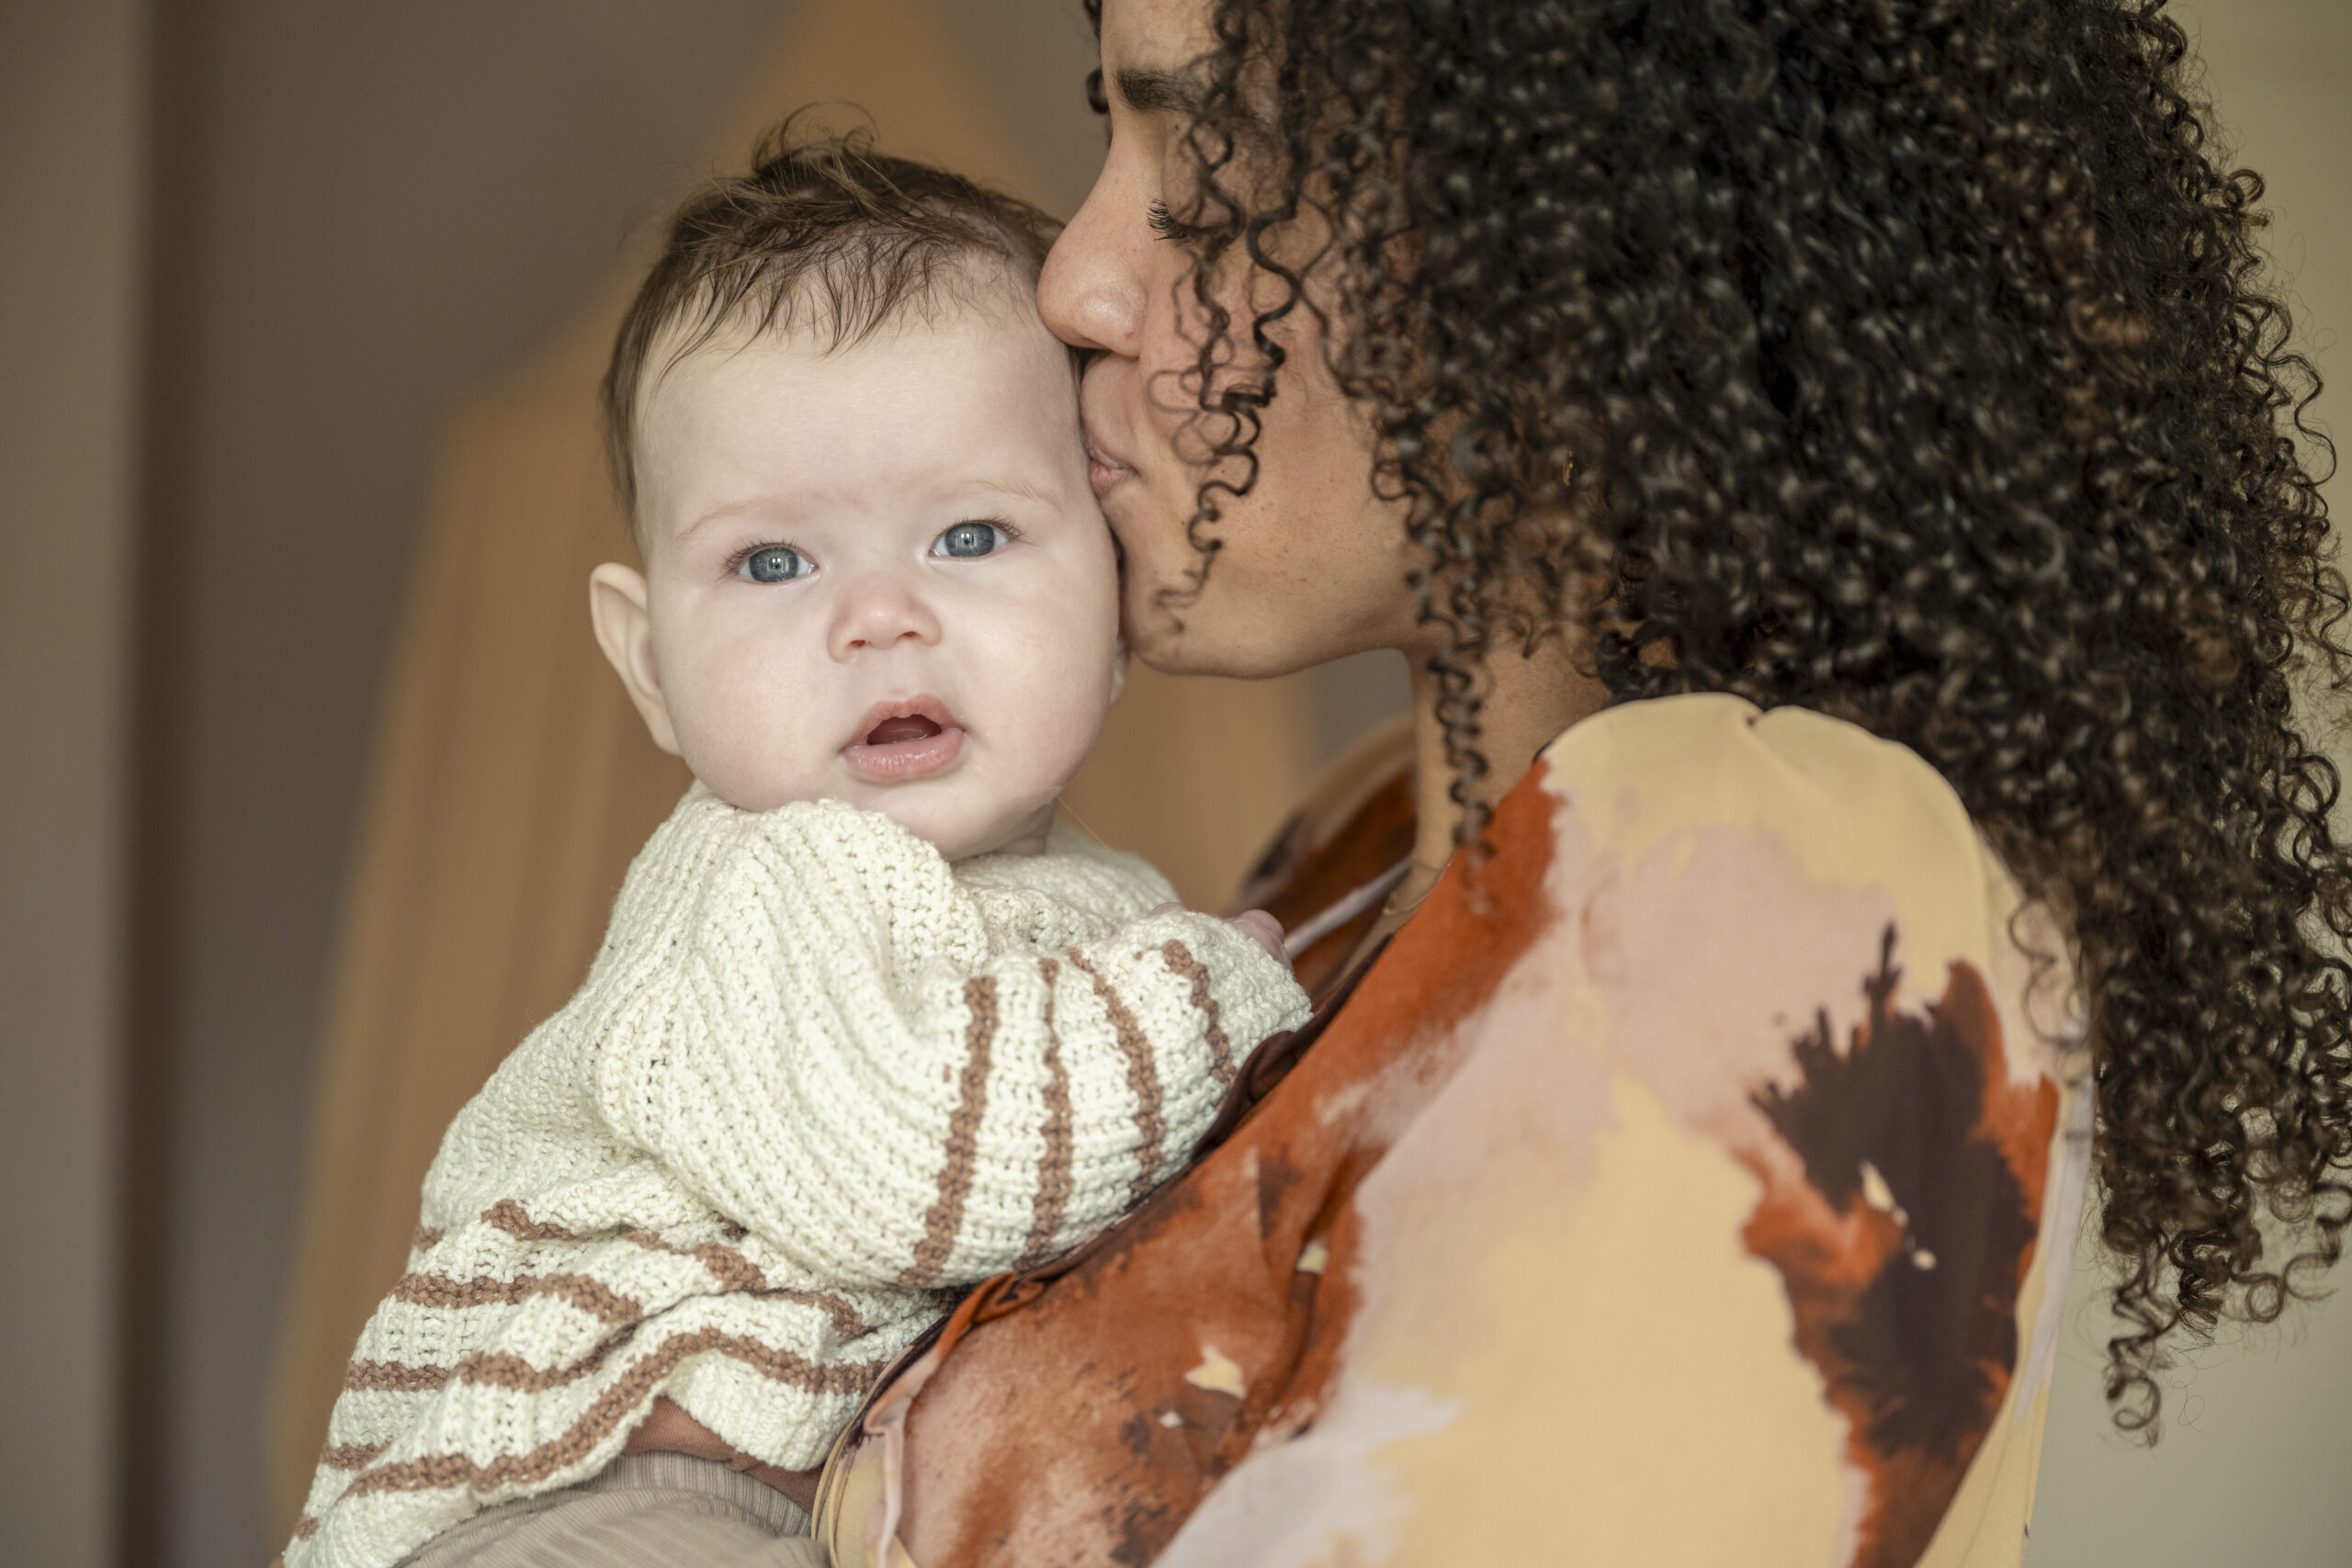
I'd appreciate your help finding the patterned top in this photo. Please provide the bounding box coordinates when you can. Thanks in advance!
[283,789,1307,1568]
[819,694,2093,1568]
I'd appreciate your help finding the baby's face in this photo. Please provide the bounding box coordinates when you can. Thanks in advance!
[594,296,1121,860]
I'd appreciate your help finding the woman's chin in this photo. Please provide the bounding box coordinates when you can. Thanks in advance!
[1122,613,1350,682]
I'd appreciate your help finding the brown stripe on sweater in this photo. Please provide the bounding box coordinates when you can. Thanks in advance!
[292,1515,319,1540]
[1064,951,1165,1201]
[899,976,999,1287]
[748,1286,871,1341]
[387,1269,642,1325]
[339,1328,891,1502]
[320,1440,388,1471]
[344,1289,865,1398]
[344,1358,455,1393]
[480,1199,575,1242]
[1159,938,1236,1078]
[621,1230,769,1293]
[686,1244,765,1293]
[1018,956,1074,1268]
[345,1333,632,1395]
[346,1316,657,1395]
[411,1225,444,1252]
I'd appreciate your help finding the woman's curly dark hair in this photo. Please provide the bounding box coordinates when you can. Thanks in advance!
[1089,0,2352,1435]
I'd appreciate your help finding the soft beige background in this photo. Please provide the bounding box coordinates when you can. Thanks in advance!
[0,2,2336,1565]
[0,2,145,1565]
[2027,4,2352,1563]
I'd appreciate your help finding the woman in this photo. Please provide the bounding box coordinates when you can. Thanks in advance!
[803,0,2352,1563]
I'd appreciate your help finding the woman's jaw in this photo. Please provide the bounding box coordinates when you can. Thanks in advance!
[1079,355,1431,679]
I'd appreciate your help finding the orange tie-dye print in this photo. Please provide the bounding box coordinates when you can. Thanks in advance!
[817,694,2087,1568]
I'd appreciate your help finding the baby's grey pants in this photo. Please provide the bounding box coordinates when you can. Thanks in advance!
[396,1452,822,1568]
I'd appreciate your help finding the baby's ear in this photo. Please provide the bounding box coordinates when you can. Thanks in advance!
[588,563,681,755]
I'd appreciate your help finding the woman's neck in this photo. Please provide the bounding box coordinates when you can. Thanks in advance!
[1382,635,1610,933]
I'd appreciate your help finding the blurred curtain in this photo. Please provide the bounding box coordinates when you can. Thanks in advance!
[266,0,1316,1530]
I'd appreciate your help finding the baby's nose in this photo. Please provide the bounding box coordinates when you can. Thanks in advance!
[828,572,943,659]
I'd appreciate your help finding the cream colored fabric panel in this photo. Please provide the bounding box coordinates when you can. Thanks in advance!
[268,0,1316,1532]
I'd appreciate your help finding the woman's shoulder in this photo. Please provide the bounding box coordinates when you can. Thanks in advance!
[1545,693,1973,836]
[1533,693,1996,910]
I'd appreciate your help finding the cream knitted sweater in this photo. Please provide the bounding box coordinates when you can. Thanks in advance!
[287,787,1308,1568]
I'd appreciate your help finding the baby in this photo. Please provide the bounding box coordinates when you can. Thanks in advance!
[283,132,1309,1568]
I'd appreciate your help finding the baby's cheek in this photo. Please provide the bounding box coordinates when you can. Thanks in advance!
[990,589,1116,766]
[666,647,822,811]
[1031,703,1102,787]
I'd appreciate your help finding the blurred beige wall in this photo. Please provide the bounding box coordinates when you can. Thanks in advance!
[2028,2,2352,1562]
[0,3,146,1565]
[128,5,797,1562]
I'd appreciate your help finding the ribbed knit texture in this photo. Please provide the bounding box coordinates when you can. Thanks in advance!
[286,786,1308,1568]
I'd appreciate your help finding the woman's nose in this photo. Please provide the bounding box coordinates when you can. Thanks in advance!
[827,570,943,661]
[1039,170,1146,357]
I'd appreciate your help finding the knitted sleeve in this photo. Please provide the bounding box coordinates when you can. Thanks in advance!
[580,792,1311,1291]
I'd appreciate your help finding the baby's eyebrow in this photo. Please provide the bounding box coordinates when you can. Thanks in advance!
[957,477,1060,510]
[679,498,794,540]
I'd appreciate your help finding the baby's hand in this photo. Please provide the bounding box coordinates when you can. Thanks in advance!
[1150,902,1292,971]
[1227,909,1290,969]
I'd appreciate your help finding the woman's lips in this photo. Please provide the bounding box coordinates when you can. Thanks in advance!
[1085,440,1136,499]
[1080,392,1140,499]
[842,696,967,783]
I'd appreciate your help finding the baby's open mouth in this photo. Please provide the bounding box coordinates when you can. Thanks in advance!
[842,697,966,784]
[864,714,944,746]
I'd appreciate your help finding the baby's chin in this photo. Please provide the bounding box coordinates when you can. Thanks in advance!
[699,772,1057,862]
[891,794,1058,861]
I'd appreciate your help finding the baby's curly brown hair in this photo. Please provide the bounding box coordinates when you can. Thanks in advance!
[1104,0,2352,1437]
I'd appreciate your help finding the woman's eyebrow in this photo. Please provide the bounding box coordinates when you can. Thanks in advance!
[1114,64,1204,118]
[1114,62,1273,144]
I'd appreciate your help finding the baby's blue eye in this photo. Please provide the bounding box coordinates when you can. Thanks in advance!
[933,522,1004,559]
[741,545,809,583]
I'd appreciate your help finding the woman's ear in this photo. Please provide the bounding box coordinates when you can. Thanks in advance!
[1109,634,1128,704]
[588,563,681,755]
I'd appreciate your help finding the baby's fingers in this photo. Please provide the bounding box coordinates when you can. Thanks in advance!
[1227,908,1290,969]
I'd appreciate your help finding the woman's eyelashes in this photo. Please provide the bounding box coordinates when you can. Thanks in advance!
[1146,199,1198,243]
